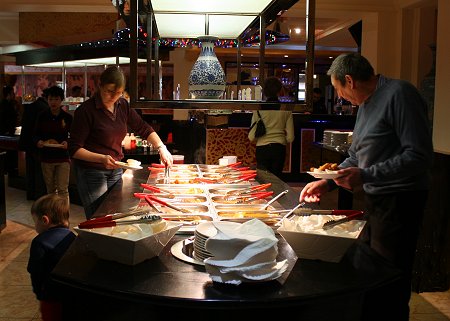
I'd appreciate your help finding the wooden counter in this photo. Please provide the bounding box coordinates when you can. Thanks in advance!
[50,167,402,321]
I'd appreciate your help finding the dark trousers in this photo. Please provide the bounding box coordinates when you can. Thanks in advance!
[361,190,428,321]
[255,143,286,178]
[25,151,46,200]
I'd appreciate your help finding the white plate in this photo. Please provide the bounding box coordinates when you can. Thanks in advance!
[115,161,143,170]
[171,239,205,266]
[307,171,343,179]
[43,142,64,148]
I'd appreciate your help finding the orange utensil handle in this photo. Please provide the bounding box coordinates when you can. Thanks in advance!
[227,162,242,167]
[251,183,271,191]
[234,166,250,171]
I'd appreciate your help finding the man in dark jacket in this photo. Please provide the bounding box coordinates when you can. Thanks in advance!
[19,88,49,200]
[0,85,19,136]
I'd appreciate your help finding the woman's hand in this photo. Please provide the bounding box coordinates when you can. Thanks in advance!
[158,145,173,167]
[102,154,118,169]
[299,179,329,203]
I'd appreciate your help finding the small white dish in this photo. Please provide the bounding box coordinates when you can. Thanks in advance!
[115,161,143,170]
[307,171,343,179]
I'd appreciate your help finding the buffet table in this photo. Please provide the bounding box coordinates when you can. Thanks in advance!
[51,167,402,321]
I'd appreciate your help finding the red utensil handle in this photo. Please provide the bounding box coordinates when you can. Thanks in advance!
[151,163,166,168]
[251,183,272,191]
[227,162,242,167]
[145,195,170,207]
[234,166,250,171]
[78,220,117,229]
[331,210,364,216]
[140,183,160,192]
[239,173,257,180]
[193,177,217,184]
[254,191,274,199]
[249,191,274,197]
[134,192,149,198]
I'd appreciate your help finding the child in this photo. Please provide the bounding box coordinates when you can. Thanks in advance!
[27,194,76,321]
[35,85,72,199]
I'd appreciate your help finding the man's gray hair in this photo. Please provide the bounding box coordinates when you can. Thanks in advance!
[327,53,375,86]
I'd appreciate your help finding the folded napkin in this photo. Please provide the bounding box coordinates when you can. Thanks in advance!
[204,219,288,285]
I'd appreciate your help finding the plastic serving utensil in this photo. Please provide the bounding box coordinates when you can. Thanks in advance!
[78,214,162,229]
[225,183,272,196]
[322,211,365,230]
[260,189,289,210]
[144,195,191,214]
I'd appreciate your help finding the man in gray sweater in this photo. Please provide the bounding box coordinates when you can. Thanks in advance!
[299,53,433,321]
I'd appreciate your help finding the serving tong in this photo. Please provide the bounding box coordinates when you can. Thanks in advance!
[322,210,365,230]
[78,214,162,229]
[235,191,274,204]
[144,195,192,214]
[193,173,257,184]
[140,183,175,198]
[260,189,289,210]
[225,183,272,197]
[164,164,170,184]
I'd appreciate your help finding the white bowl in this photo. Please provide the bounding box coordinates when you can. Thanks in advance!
[277,220,366,263]
[74,221,181,265]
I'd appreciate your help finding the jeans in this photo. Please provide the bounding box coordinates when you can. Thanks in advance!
[74,163,123,219]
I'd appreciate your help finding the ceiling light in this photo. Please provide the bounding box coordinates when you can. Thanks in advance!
[151,0,273,39]
[294,28,301,34]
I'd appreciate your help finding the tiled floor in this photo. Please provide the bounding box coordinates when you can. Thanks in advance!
[0,180,449,321]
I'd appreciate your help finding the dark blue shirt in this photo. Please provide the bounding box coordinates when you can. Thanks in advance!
[27,227,76,300]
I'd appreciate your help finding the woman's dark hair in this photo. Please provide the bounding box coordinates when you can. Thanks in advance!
[100,66,126,89]
[46,85,65,101]
[327,53,375,86]
[263,76,283,100]
[31,194,70,227]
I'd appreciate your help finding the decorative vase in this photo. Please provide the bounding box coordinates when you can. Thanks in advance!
[188,36,226,99]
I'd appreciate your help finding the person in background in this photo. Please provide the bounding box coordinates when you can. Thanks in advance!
[312,87,327,114]
[19,88,50,200]
[248,76,294,178]
[68,66,173,219]
[27,194,76,321]
[35,86,72,199]
[299,53,433,321]
[70,85,83,98]
[0,85,19,136]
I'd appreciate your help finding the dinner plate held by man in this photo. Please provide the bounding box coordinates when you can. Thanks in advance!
[43,142,64,148]
[115,161,143,170]
[307,171,343,179]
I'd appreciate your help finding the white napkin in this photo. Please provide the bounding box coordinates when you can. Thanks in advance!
[204,219,288,285]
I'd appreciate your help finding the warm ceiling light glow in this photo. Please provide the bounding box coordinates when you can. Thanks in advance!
[329,56,334,59]
[294,28,301,34]
[26,57,147,68]
[151,0,273,39]
[284,55,289,58]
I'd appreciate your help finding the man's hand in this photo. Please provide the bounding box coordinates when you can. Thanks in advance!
[299,179,329,203]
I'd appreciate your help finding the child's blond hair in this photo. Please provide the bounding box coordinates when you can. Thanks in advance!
[31,194,70,227]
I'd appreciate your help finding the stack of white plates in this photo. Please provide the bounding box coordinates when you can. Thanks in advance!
[323,130,333,146]
[330,131,350,147]
[193,222,217,262]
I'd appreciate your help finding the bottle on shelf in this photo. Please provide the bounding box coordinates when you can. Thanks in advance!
[123,133,131,153]
[142,140,148,154]
[130,133,136,151]
[136,135,142,152]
